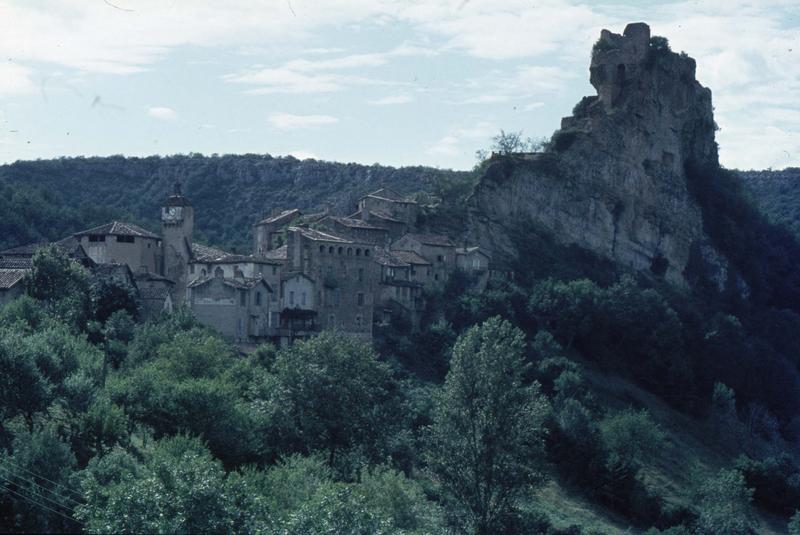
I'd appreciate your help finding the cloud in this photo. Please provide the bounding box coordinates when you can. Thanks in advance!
[289,150,320,160]
[0,62,36,95]
[269,113,338,129]
[428,121,495,156]
[147,106,177,120]
[368,94,413,105]
[524,102,545,111]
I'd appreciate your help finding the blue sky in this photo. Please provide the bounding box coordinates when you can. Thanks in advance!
[0,0,798,171]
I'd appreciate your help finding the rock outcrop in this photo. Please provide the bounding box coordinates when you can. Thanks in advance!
[468,23,720,286]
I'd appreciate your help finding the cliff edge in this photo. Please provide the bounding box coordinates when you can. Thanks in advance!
[469,23,720,286]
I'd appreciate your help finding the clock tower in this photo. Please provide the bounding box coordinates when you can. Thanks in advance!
[161,182,194,303]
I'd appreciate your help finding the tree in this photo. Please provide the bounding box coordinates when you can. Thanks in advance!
[426,317,550,534]
[260,331,398,464]
[694,468,755,535]
[23,245,90,329]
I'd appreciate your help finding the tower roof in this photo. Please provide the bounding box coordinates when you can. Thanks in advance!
[164,181,192,207]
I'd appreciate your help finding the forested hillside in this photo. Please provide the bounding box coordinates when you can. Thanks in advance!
[0,154,465,252]
[740,168,800,240]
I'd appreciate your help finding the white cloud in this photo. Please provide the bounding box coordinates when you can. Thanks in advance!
[524,102,545,111]
[269,112,338,129]
[0,62,36,95]
[147,106,177,120]
[368,94,413,105]
[428,121,495,156]
[289,150,320,160]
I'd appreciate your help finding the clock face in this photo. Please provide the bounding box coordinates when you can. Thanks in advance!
[163,207,182,221]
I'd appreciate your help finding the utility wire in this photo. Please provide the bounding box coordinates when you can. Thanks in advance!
[0,481,77,525]
[0,458,83,500]
[0,464,82,507]
[0,469,76,514]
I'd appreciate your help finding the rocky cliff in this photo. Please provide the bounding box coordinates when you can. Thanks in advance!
[469,23,720,286]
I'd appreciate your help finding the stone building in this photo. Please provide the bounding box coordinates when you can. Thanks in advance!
[0,180,489,347]
[187,272,273,344]
[392,233,456,286]
[74,222,161,273]
[161,184,194,304]
[283,226,377,342]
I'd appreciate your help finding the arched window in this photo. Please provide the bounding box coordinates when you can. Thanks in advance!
[338,247,343,255]
[214,267,223,278]
[329,246,334,254]
[347,247,352,256]
[319,245,325,253]
[365,249,370,257]
[201,269,207,277]
[355,248,361,256]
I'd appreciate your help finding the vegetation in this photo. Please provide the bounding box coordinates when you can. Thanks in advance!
[0,154,467,252]
[2,151,800,532]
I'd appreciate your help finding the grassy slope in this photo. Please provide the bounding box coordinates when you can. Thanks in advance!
[534,357,788,534]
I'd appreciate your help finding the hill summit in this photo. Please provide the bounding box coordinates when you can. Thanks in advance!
[469,23,722,287]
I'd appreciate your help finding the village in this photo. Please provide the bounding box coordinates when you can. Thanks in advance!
[0,184,494,347]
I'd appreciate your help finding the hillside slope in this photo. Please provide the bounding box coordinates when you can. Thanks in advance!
[740,168,800,240]
[0,154,464,252]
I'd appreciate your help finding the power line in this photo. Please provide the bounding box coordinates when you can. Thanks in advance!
[0,481,77,525]
[0,469,76,514]
[0,458,83,500]
[0,463,82,507]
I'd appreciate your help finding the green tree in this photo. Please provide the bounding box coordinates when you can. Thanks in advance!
[426,317,550,534]
[695,468,755,535]
[600,408,665,468]
[260,331,397,464]
[23,244,90,329]
[77,436,238,534]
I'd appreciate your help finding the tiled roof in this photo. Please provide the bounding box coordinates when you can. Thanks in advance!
[391,250,432,265]
[400,233,454,247]
[0,258,32,269]
[374,249,410,267]
[191,243,234,262]
[139,286,173,299]
[256,208,302,226]
[188,276,271,291]
[290,227,352,243]
[74,221,159,239]
[0,269,26,290]
[329,216,386,231]
[262,245,288,261]
[456,246,490,258]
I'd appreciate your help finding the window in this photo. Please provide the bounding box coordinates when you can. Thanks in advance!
[255,291,262,306]
[319,245,325,253]
[88,235,105,242]
[201,268,207,277]
[358,268,364,282]
[329,246,334,254]
[434,274,440,281]
[214,267,224,278]
[437,254,444,262]
[329,314,336,326]
[365,249,370,257]
[240,291,247,307]
[338,247,343,255]
[356,248,361,256]
[357,292,365,306]
[289,291,295,306]
[355,315,362,328]
[116,235,135,243]
[301,292,306,306]
[347,247,352,256]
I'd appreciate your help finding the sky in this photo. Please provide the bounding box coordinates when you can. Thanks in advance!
[0,0,798,171]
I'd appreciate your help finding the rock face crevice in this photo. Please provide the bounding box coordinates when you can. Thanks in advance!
[468,23,720,286]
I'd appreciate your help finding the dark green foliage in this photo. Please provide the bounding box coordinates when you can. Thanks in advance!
[741,167,800,240]
[89,278,138,324]
[255,331,399,467]
[0,421,81,533]
[735,454,800,517]
[24,245,90,330]
[694,468,755,534]
[0,155,464,252]
[426,317,550,533]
